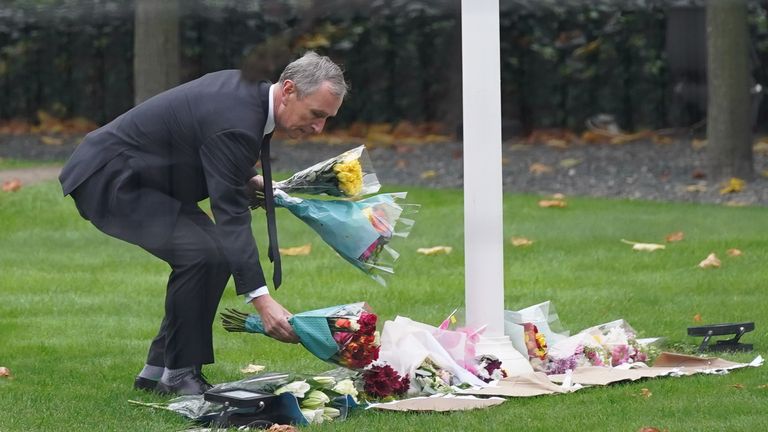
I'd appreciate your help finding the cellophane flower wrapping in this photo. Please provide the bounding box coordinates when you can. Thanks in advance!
[275,145,380,198]
[221,302,381,370]
[544,319,660,374]
[274,190,418,285]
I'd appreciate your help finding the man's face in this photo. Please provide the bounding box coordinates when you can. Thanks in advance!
[275,80,343,139]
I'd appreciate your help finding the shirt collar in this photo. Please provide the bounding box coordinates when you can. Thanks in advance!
[264,83,276,136]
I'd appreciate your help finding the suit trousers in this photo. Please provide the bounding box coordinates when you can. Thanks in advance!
[70,155,231,369]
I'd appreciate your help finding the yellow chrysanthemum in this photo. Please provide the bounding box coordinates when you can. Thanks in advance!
[333,159,363,196]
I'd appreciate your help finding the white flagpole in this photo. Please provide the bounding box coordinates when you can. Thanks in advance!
[461,0,532,375]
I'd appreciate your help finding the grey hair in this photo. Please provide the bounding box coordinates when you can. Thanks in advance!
[278,51,348,99]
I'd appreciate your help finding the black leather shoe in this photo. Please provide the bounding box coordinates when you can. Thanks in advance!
[155,369,213,396]
[133,376,159,392]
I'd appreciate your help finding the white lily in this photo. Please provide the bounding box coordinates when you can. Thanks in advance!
[300,390,331,409]
[274,380,311,398]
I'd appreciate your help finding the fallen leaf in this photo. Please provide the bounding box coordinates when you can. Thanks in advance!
[754,140,768,154]
[730,384,745,390]
[417,246,453,256]
[665,231,685,243]
[727,248,743,257]
[538,199,567,208]
[725,199,750,207]
[529,162,554,175]
[640,388,652,398]
[420,170,437,179]
[621,239,666,252]
[637,428,662,432]
[691,169,707,179]
[267,424,299,432]
[0,367,10,378]
[757,384,768,389]
[558,158,582,168]
[240,364,266,374]
[698,252,721,269]
[685,184,707,193]
[511,237,534,247]
[2,179,22,192]
[545,139,568,149]
[691,139,707,150]
[279,244,312,256]
[693,313,702,322]
[40,136,64,145]
[719,177,746,195]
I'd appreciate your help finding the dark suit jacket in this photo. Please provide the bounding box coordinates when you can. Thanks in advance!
[60,70,271,294]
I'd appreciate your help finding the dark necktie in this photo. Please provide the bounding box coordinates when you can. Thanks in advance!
[260,133,281,288]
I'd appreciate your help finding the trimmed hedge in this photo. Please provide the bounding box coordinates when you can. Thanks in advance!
[1,0,767,133]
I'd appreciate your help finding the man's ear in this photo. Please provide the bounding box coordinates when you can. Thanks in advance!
[282,80,296,98]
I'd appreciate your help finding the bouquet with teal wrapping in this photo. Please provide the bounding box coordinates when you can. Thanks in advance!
[250,145,380,209]
[221,303,380,369]
[274,190,418,285]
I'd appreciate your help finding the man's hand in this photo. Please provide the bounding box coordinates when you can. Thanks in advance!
[250,294,299,343]
[248,175,265,192]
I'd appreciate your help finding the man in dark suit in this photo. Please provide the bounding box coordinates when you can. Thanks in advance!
[59,51,347,395]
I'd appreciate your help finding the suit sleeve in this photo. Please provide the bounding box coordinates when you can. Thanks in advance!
[200,129,266,294]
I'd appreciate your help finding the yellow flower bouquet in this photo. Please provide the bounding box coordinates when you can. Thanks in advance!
[250,145,380,209]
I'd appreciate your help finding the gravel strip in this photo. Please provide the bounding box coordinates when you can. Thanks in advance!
[2,134,766,206]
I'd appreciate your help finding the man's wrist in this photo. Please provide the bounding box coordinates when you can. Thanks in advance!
[244,286,269,304]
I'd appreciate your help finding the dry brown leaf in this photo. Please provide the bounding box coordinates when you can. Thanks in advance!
[754,140,768,155]
[240,364,266,374]
[691,139,707,150]
[0,367,11,378]
[420,170,437,179]
[511,237,534,247]
[719,177,746,195]
[685,184,707,193]
[279,244,312,256]
[558,158,582,168]
[545,139,568,149]
[417,246,453,256]
[2,179,22,192]
[621,239,666,252]
[730,383,745,390]
[267,425,299,432]
[693,313,702,322]
[529,162,554,175]
[640,388,653,398]
[726,248,743,257]
[691,169,707,179]
[538,199,567,208]
[698,252,721,269]
[40,135,64,146]
[665,231,685,243]
[637,428,663,432]
[725,200,750,207]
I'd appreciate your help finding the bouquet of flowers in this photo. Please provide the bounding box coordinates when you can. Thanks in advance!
[221,303,381,370]
[359,361,410,401]
[544,319,660,375]
[250,145,380,209]
[274,190,418,285]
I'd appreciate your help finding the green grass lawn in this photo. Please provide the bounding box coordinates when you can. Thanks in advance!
[0,158,64,170]
[1,180,766,431]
